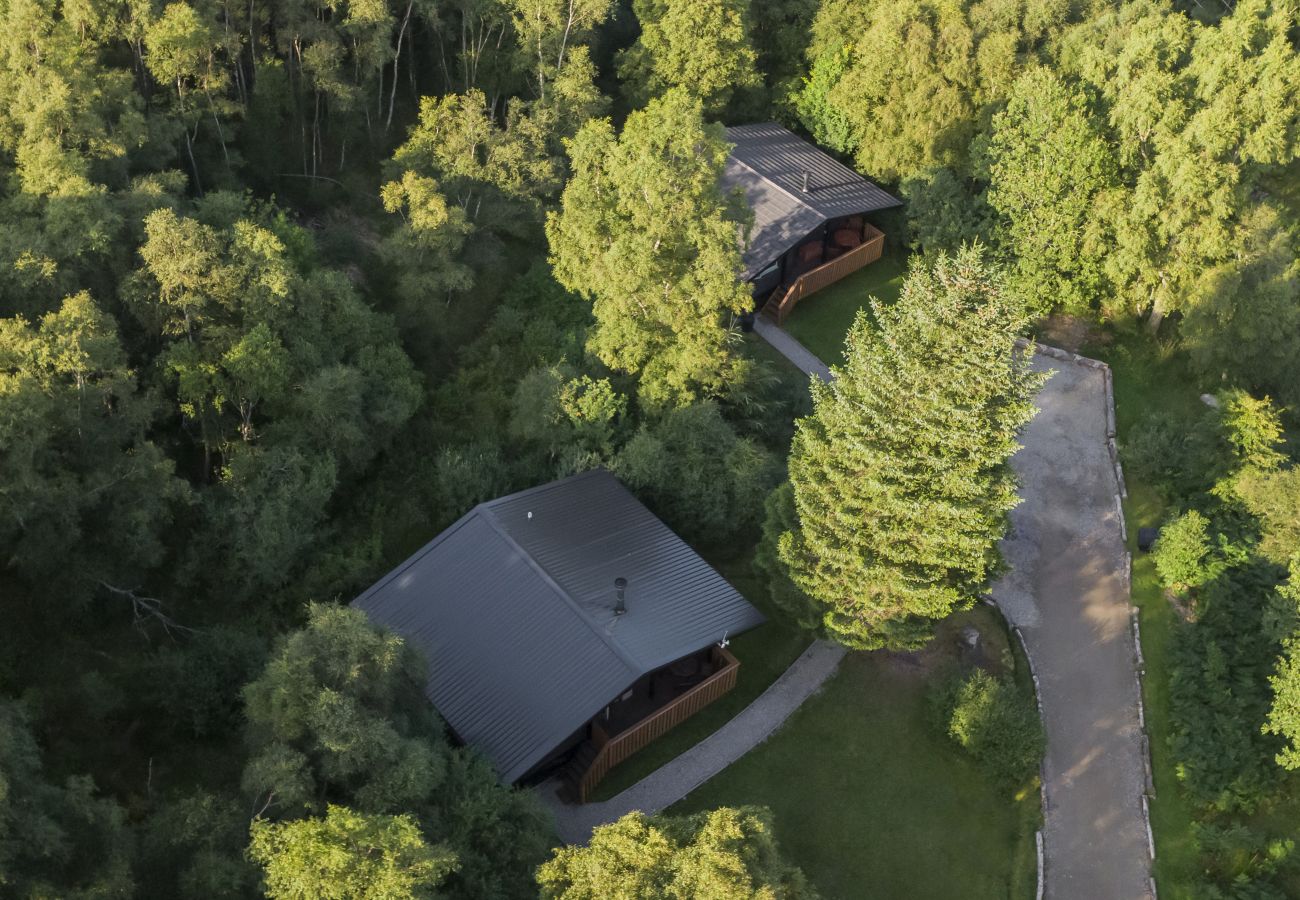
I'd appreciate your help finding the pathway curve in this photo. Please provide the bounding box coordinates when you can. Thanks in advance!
[751,319,1152,898]
[540,640,846,844]
[992,352,1152,900]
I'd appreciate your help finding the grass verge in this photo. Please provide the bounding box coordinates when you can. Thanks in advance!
[667,606,1039,900]
[783,254,907,364]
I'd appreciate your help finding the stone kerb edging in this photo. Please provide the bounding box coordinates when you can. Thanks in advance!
[1011,339,1157,896]
[1023,338,1158,898]
[1010,623,1048,900]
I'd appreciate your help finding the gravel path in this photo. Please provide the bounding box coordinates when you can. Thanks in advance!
[753,318,831,381]
[992,352,1152,900]
[548,322,1152,899]
[539,640,846,844]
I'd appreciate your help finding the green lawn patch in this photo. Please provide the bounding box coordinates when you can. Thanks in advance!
[667,606,1039,900]
[783,254,908,364]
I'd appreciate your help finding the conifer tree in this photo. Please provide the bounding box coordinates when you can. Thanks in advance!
[760,247,1042,649]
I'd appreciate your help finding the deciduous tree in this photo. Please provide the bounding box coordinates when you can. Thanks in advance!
[537,806,816,899]
[0,291,184,595]
[618,0,761,115]
[547,89,751,408]
[249,805,457,900]
[984,66,1118,315]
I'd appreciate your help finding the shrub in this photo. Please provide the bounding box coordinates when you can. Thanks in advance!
[1124,410,1229,503]
[1153,510,1215,592]
[931,668,1044,789]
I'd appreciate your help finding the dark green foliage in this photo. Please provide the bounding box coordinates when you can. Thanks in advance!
[0,700,134,897]
[929,668,1045,789]
[137,791,258,899]
[616,402,778,547]
[754,482,820,632]
[1125,408,1230,504]
[152,627,268,740]
[1190,821,1297,900]
[1170,562,1289,812]
[898,168,994,256]
[242,605,552,900]
[1183,207,1300,410]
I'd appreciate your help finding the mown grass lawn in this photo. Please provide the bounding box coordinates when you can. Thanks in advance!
[783,253,908,364]
[667,606,1040,900]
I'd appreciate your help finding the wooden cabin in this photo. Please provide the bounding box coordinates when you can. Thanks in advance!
[353,470,765,803]
[723,123,902,325]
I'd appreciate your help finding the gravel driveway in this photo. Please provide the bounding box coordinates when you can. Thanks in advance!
[993,353,1152,900]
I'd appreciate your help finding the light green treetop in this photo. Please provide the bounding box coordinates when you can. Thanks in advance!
[619,0,761,115]
[546,88,751,408]
[537,806,817,899]
[249,805,457,900]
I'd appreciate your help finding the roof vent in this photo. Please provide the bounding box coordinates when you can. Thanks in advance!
[801,171,810,192]
[614,577,628,616]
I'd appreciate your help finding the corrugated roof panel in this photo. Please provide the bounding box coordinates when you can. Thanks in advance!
[353,470,765,783]
[487,473,765,673]
[721,123,901,280]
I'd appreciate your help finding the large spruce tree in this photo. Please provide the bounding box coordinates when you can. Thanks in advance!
[760,247,1042,649]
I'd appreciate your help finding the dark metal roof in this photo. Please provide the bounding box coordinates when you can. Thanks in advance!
[352,470,765,783]
[722,123,901,279]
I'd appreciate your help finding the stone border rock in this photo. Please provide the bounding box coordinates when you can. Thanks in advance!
[1012,622,1049,896]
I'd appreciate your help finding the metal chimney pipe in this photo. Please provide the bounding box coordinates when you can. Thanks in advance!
[802,171,810,192]
[614,577,628,616]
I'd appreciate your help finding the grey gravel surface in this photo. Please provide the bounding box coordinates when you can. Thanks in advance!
[753,318,831,381]
[992,354,1152,900]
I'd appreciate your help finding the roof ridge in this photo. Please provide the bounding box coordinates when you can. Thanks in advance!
[726,152,825,222]
[476,496,644,677]
[478,468,604,510]
[353,507,483,607]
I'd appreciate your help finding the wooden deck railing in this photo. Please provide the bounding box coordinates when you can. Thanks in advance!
[578,645,740,802]
[763,224,885,326]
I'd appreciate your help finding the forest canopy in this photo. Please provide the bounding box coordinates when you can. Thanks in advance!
[1,0,1298,896]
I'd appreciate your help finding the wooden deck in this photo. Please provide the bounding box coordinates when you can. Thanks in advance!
[576,645,740,802]
[762,223,886,326]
